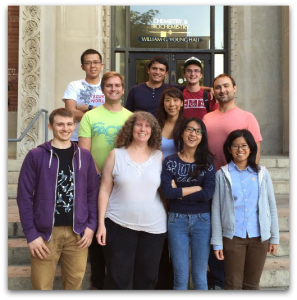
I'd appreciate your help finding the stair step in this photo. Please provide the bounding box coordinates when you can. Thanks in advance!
[8,264,91,290]
[268,168,289,181]
[259,156,289,168]
[8,172,19,184]
[259,256,290,288]
[7,152,289,291]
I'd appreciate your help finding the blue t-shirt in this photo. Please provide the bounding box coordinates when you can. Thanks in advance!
[161,137,176,158]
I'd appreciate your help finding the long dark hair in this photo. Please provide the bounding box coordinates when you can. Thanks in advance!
[223,129,259,173]
[156,87,186,149]
[177,117,214,177]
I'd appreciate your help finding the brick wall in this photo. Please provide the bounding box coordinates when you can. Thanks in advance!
[8,6,19,112]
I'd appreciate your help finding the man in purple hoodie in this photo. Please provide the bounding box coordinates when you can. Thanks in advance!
[17,108,99,290]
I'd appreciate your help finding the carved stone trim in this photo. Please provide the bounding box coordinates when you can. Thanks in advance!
[17,6,41,159]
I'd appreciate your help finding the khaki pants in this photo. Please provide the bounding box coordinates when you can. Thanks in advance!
[31,226,88,290]
[223,236,269,290]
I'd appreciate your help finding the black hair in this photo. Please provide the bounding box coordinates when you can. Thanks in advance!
[81,49,102,65]
[148,56,169,72]
[177,117,214,177]
[156,87,186,149]
[223,129,259,173]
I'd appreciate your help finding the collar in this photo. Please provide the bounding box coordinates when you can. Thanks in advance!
[228,160,254,173]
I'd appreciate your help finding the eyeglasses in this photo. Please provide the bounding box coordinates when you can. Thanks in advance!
[185,126,203,136]
[185,69,201,74]
[230,144,250,150]
[83,61,102,66]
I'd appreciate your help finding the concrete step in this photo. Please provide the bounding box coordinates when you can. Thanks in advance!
[259,156,289,168]
[7,156,290,290]
[8,194,289,239]
[8,230,289,267]
[8,171,19,184]
[8,264,92,290]
[7,156,289,196]
[259,256,290,288]
[268,168,289,181]
[8,180,289,199]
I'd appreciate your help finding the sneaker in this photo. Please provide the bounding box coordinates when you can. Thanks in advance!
[208,285,224,291]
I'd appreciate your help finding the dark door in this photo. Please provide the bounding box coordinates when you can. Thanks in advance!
[128,52,211,93]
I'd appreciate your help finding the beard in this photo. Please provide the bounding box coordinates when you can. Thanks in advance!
[217,94,233,103]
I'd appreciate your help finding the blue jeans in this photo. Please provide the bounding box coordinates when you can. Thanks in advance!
[168,212,211,290]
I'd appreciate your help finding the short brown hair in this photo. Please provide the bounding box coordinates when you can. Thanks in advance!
[213,73,236,88]
[49,108,74,126]
[101,71,125,91]
[116,111,161,151]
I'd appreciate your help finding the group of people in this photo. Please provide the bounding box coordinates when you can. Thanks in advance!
[16,49,279,291]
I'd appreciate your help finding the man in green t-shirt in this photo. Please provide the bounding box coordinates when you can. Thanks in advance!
[78,71,132,290]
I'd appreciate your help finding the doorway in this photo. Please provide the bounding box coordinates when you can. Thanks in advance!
[128,52,211,93]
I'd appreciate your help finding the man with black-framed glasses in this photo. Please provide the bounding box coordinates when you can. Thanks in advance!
[62,49,105,143]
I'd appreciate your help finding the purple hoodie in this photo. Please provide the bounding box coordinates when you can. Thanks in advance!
[17,141,99,243]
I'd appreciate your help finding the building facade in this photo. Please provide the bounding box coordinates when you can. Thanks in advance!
[8,5,289,159]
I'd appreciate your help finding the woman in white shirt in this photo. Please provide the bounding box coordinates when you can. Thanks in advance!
[96,111,167,290]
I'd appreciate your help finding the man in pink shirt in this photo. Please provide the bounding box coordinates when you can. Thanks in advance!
[202,73,262,289]
[203,74,262,171]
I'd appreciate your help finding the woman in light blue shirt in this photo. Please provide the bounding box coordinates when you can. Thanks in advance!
[155,87,185,289]
[211,129,279,290]
[156,87,186,158]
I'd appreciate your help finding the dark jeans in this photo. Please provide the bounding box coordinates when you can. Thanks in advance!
[88,234,106,289]
[103,218,166,290]
[155,237,174,290]
[208,245,225,288]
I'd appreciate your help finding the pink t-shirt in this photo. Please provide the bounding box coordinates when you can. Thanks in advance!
[202,106,262,170]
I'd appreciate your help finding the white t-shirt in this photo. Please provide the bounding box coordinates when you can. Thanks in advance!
[105,148,167,234]
[62,79,105,141]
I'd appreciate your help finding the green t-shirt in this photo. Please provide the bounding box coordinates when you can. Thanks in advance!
[78,105,133,170]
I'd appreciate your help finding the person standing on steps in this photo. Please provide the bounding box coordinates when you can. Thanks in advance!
[126,55,214,119]
[78,71,133,289]
[125,55,212,289]
[161,117,216,290]
[182,56,218,119]
[155,86,186,289]
[17,108,98,290]
[203,73,262,289]
[62,49,105,143]
[211,129,279,290]
[96,111,167,290]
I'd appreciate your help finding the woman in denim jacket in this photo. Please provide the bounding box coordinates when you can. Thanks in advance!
[211,129,279,290]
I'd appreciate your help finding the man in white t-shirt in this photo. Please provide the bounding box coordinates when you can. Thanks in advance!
[62,49,105,142]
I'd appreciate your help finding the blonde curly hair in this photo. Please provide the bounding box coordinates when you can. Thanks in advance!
[116,111,161,151]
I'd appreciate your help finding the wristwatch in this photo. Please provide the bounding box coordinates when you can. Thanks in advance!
[88,104,93,110]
